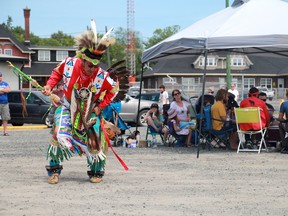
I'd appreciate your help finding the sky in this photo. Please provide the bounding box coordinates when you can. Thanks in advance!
[1,0,227,41]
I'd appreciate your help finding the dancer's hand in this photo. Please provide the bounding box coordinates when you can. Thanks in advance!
[42,85,52,96]
[94,106,102,116]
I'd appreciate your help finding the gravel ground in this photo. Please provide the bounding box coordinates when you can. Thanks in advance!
[1,128,288,216]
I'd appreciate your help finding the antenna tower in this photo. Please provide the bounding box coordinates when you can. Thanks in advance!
[126,0,136,76]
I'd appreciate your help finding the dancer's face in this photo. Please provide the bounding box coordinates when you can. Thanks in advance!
[83,59,98,75]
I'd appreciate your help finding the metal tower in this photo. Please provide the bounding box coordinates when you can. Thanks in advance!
[126,0,136,76]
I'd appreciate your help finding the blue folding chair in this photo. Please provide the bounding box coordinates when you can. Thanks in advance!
[197,105,233,149]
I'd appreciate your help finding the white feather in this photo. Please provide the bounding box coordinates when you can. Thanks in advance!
[90,19,98,45]
[100,27,114,42]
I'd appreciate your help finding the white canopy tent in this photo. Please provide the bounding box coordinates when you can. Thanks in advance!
[142,0,288,63]
[139,0,288,156]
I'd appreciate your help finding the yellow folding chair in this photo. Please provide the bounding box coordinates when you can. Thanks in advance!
[234,107,268,154]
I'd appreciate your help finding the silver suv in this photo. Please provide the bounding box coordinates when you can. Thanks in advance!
[120,95,155,126]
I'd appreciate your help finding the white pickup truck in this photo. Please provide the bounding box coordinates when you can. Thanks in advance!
[256,86,274,101]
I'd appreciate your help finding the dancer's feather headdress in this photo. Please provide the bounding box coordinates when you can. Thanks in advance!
[75,19,115,65]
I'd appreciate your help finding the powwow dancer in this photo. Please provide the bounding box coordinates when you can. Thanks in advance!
[42,19,128,184]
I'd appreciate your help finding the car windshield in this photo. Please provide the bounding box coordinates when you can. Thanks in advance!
[33,91,51,103]
[135,93,159,101]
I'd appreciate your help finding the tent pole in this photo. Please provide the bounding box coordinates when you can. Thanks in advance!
[197,50,208,158]
[135,63,145,136]
[225,0,231,88]
[226,50,231,89]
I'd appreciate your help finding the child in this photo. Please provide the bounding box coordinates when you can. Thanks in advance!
[144,103,169,147]
[167,108,194,147]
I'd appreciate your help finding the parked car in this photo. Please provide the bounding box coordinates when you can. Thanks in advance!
[0,90,52,127]
[121,91,198,126]
[127,86,146,98]
[134,92,173,102]
[256,86,274,100]
[134,89,192,103]
[120,95,156,126]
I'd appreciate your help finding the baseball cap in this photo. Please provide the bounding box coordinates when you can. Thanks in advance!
[150,103,159,109]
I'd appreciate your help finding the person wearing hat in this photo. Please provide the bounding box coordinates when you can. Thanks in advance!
[195,86,215,114]
[144,103,169,147]
[258,92,276,125]
[0,72,11,136]
[42,21,120,184]
[240,87,270,148]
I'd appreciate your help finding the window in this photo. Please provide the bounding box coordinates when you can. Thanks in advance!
[163,77,176,85]
[4,49,12,56]
[199,57,217,66]
[260,78,272,89]
[231,57,244,66]
[219,78,226,89]
[231,78,238,87]
[38,50,50,61]
[56,51,68,61]
[181,77,195,91]
[244,78,255,89]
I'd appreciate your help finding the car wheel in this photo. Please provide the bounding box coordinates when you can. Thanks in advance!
[138,110,148,126]
[45,116,53,128]
[12,123,24,126]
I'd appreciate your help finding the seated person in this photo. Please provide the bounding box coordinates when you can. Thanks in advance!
[277,91,288,153]
[240,87,270,148]
[196,94,215,113]
[144,103,169,146]
[211,89,237,148]
[167,108,193,147]
[258,92,277,125]
[227,92,239,110]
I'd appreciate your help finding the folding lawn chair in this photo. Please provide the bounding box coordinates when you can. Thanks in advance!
[234,107,268,154]
[166,121,187,147]
[145,125,165,146]
[197,105,233,149]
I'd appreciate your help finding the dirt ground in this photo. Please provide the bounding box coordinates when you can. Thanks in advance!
[1,128,288,216]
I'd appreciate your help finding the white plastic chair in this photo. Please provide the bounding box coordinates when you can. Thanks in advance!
[234,107,268,154]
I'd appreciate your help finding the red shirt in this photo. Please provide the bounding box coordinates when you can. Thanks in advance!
[47,57,116,110]
[239,96,270,130]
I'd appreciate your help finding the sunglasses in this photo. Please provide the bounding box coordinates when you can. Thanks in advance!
[174,92,181,96]
[85,60,98,68]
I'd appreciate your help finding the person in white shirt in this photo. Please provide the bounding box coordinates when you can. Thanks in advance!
[158,85,169,112]
[228,83,239,101]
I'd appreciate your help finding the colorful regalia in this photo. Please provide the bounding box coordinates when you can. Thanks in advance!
[45,19,128,184]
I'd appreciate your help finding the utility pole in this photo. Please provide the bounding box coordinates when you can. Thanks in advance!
[126,0,136,78]
[226,0,231,88]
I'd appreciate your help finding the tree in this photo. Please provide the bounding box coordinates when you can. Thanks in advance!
[2,16,149,75]
[101,27,144,75]
[51,31,75,46]
[144,25,181,49]
[1,16,75,46]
